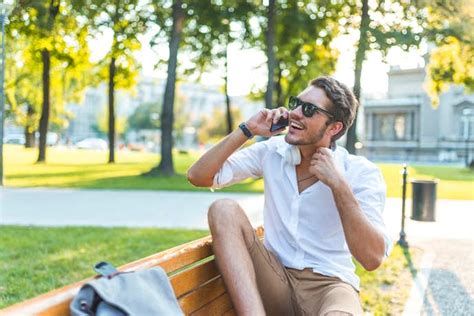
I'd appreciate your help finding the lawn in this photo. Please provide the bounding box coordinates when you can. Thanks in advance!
[0,226,419,314]
[4,144,474,199]
[0,226,209,308]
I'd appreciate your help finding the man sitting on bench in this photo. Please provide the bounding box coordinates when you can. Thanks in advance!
[187,76,391,316]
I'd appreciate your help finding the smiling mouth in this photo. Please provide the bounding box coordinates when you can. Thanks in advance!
[290,120,304,130]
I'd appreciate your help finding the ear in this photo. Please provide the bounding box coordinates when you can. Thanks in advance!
[327,121,344,137]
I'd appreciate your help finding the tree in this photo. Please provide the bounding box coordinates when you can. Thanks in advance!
[8,1,91,160]
[5,31,41,148]
[82,0,147,163]
[344,0,424,153]
[93,105,127,138]
[182,0,256,134]
[197,107,243,144]
[251,1,341,108]
[422,0,474,105]
[273,0,341,108]
[146,0,185,176]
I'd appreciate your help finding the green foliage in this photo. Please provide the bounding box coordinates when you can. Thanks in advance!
[272,0,342,107]
[94,105,128,136]
[128,102,162,130]
[6,0,92,133]
[197,107,243,144]
[86,0,148,91]
[180,0,257,78]
[422,0,474,106]
[249,1,343,107]
[0,226,208,308]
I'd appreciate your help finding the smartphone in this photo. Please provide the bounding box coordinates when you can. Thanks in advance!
[270,117,289,132]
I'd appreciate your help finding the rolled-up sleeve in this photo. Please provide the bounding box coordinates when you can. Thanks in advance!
[351,165,393,258]
[212,140,271,189]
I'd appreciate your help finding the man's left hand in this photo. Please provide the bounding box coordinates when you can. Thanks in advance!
[309,148,343,188]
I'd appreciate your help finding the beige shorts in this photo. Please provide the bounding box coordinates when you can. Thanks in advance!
[248,233,363,316]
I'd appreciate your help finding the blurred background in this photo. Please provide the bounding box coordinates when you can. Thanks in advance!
[1,0,473,180]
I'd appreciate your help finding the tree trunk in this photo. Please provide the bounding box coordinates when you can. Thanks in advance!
[346,0,369,154]
[276,61,283,108]
[24,105,36,148]
[36,0,59,163]
[224,42,233,134]
[108,57,116,164]
[25,130,36,148]
[146,0,184,176]
[265,0,276,109]
[37,49,50,163]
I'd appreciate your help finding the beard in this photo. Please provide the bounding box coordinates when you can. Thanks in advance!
[285,124,327,146]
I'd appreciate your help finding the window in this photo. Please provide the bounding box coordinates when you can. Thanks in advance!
[372,112,415,141]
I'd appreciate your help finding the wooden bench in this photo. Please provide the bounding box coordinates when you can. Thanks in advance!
[1,226,264,316]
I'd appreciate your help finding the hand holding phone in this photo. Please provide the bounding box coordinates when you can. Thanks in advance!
[270,117,289,132]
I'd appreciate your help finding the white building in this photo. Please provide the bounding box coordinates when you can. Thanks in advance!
[360,66,474,163]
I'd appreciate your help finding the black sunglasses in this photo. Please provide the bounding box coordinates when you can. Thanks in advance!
[288,96,335,119]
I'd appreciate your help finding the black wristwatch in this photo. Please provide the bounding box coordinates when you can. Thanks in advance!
[239,122,254,139]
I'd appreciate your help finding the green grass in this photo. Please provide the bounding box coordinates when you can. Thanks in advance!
[4,145,474,199]
[357,245,420,315]
[0,226,418,313]
[0,226,209,308]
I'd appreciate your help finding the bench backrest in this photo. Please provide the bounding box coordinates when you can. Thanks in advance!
[1,227,264,316]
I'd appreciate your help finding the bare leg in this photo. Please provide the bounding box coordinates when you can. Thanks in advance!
[208,198,266,316]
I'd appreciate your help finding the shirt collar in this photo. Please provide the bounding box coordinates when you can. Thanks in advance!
[275,139,346,173]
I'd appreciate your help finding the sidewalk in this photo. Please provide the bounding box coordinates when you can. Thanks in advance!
[1,188,473,240]
[1,187,473,314]
[0,188,264,229]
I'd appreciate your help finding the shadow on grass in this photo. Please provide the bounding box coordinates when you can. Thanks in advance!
[402,246,418,278]
[9,168,150,180]
[65,174,263,193]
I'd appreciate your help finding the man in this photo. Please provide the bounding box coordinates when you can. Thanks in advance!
[187,76,392,316]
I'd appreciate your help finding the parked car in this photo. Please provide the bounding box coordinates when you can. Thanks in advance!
[4,134,25,145]
[75,138,108,150]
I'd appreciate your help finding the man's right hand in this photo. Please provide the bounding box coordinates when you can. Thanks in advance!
[246,107,289,137]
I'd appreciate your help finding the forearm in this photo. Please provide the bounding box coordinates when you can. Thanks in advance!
[187,128,249,187]
[330,179,385,271]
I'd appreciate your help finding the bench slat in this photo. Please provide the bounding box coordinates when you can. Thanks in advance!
[190,292,233,316]
[179,276,227,314]
[121,235,214,274]
[171,260,220,297]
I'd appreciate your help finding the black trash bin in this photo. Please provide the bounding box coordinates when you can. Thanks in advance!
[410,179,438,221]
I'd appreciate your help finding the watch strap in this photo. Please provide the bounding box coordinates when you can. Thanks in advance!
[239,122,253,139]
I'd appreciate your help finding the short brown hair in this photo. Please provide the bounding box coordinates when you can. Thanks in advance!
[309,76,358,142]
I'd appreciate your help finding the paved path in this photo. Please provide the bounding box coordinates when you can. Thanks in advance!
[2,188,473,239]
[0,188,264,229]
[1,187,473,314]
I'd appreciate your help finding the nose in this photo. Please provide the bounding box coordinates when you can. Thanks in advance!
[289,104,303,120]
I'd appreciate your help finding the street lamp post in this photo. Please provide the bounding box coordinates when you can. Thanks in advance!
[0,0,15,186]
[397,164,409,248]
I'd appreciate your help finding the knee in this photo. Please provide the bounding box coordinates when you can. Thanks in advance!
[208,198,241,225]
[208,198,243,230]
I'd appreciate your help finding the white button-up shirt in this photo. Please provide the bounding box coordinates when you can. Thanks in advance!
[212,136,392,290]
